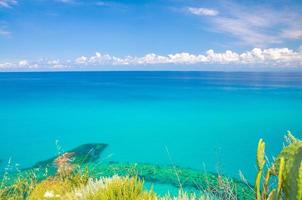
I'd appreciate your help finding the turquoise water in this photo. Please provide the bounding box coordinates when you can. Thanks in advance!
[0,71,302,182]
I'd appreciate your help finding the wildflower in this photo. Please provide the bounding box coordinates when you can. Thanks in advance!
[74,192,83,197]
[44,191,54,198]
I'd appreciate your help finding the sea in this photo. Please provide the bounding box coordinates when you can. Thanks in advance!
[0,71,301,183]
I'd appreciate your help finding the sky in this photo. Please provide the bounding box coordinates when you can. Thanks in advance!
[0,0,302,71]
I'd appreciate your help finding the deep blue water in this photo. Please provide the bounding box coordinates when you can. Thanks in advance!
[0,71,302,182]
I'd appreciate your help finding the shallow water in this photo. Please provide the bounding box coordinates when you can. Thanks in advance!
[0,71,302,182]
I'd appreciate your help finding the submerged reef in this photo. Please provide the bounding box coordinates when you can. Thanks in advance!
[25,143,252,198]
[1,132,301,199]
[1,143,253,199]
[90,162,254,199]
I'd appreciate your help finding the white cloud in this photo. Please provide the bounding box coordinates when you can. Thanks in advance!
[47,59,67,68]
[281,29,302,40]
[75,56,87,64]
[213,17,281,46]
[18,60,29,66]
[187,3,302,47]
[1,48,302,70]
[0,62,13,69]
[187,7,218,16]
[0,0,17,8]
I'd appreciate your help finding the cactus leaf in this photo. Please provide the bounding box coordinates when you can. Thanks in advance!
[267,189,277,200]
[255,171,262,200]
[297,161,302,200]
[274,135,302,200]
[262,168,272,199]
[255,139,265,200]
[254,133,302,200]
[277,157,285,199]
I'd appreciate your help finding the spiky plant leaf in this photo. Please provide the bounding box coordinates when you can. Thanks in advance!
[277,157,284,199]
[262,168,272,199]
[267,189,277,200]
[297,161,302,200]
[274,136,302,200]
[255,139,265,200]
[257,139,265,170]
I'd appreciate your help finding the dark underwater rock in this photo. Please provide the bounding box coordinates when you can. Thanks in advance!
[30,143,108,169]
[20,143,253,199]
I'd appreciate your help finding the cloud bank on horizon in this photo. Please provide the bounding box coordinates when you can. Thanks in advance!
[1,48,302,70]
[0,0,302,71]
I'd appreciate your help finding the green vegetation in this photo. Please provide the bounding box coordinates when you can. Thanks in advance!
[65,176,157,200]
[0,131,301,199]
[255,131,302,200]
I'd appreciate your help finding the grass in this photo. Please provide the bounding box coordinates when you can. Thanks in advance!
[0,156,242,200]
[0,132,301,199]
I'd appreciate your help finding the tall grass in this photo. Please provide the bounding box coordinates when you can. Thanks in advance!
[3,132,300,200]
[0,162,249,200]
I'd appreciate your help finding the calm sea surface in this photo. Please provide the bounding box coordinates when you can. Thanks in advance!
[0,71,302,181]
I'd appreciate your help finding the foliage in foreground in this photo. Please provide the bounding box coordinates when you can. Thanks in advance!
[0,131,301,200]
[255,131,302,200]
[1,152,206,200]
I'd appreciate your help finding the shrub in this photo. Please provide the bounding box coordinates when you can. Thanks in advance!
[254,131,302,200]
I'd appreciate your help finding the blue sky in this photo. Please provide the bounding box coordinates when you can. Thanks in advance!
[0,0,302,71]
